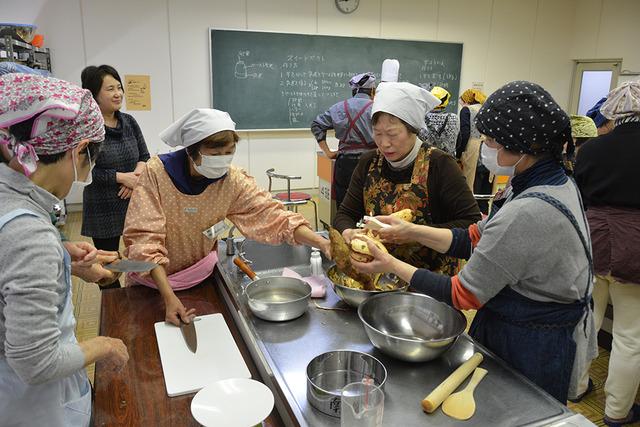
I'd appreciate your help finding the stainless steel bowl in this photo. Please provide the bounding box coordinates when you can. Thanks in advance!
[245,277,311,322]
[306,350,387,418]
[327,264,408,308]
[358,292,466,362]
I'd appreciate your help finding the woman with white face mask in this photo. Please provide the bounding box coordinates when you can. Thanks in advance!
[0,74,129,426]
[123,108,331,326]
[352,81,597,404]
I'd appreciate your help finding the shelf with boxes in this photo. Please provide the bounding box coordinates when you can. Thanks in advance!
[0,36,51,72]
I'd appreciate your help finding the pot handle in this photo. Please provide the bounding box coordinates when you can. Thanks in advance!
[234,256,258,280]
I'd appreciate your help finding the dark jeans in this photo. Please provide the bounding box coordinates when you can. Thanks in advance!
[92,236,121,289]
[334,153,361,209]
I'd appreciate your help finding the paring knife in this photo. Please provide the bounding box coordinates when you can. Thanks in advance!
[103,259,157,273]
[362,216,391,231]
[180,319,198,353]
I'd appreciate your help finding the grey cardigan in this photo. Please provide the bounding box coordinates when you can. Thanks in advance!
[0,164,84,384]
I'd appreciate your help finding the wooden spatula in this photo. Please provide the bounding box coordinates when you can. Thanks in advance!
[442,367,488,420]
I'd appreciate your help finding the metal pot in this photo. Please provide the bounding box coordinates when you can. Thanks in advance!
[326,264,408,308]
[306,350,387,418]
[358,292,466,362]
[234,257,311,322]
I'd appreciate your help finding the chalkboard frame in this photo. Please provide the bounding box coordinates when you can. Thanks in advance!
[209,27,463,131]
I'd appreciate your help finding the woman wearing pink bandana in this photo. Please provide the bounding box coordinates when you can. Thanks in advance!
[0,74,129,426]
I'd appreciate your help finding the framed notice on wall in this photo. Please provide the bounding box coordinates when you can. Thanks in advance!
[124,75,151,111]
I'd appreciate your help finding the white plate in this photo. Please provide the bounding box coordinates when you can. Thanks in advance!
[191,378,274,427]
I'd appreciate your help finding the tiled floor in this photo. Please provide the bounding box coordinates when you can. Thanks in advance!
[63,198,639,425]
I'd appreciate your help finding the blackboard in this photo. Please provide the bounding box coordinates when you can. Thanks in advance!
[210,29,463,130]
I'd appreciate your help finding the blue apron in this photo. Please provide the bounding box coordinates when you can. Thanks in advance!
[0,209,92,427]
[469,190,593,403]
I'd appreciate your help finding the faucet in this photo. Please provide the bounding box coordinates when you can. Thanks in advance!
[226,225,237,256]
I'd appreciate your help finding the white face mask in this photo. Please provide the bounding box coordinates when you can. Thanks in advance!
[192,152,233,179]
[71,146,94,189]
[480,143,524,176]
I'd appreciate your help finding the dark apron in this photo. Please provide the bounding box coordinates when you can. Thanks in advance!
[333,100,373,208]
[363,145,459,274]
[470,187,593,403]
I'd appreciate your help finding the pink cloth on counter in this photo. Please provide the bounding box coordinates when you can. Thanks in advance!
[282,267,327,298]
[127,251,218,291]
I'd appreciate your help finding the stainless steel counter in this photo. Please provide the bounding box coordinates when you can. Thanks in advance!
[216,238,578,427]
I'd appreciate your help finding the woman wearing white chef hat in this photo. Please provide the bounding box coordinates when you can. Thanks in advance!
[123,108,330,325]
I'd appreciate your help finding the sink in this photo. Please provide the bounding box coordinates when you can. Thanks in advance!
[218,233,330,279]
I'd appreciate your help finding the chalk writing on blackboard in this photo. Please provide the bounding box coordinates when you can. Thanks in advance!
[211,30,462,129]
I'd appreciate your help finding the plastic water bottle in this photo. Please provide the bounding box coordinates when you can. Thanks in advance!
[310,249,322,277]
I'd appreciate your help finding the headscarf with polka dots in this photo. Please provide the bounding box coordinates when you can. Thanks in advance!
[475,81,571,155]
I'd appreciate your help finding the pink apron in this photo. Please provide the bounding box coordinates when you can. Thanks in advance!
[128,251,218,291]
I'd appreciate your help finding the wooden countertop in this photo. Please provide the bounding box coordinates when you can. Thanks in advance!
[93,280,284,426]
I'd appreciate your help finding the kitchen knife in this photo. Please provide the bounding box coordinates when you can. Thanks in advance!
[104,259,157,273]
[180,319,198,353]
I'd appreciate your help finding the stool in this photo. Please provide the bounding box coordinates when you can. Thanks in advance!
[266,168,319,231]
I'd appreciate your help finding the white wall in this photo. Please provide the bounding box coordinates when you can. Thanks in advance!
[4,0,640,202]
[571,0,640,71]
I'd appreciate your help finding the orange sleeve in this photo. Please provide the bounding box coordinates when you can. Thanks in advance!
[468,223,482,248]
[226,168,310,246]
[451,274,482,310]
[123,161,170,267]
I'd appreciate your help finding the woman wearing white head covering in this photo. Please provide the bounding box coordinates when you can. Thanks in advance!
[123,108,330,326]
[334,82,481,274]
[574,81,640,425]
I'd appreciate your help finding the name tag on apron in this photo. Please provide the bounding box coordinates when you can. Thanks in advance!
[184,207,198,214]
[202,220,229,240]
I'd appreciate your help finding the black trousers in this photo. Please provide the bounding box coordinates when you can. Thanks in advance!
[334,153,362,209]
[92,236,121,289]
[473,164,493,215]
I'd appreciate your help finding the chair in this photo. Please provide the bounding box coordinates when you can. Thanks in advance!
[266,168,319,231]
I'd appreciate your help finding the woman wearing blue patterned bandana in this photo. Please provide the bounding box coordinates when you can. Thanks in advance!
[353,81,597,403]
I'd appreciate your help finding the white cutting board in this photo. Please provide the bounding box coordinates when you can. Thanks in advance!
[154,313,251,397]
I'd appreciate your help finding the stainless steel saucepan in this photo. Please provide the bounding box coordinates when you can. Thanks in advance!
[234,257,311,322]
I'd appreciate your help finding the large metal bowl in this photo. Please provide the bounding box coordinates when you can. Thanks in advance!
[245,277,311,322]
[358,292,466,362]
[306,350,387,418]
[326,264,408,308]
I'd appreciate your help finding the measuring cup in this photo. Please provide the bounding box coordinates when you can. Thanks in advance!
[340,380,384,427]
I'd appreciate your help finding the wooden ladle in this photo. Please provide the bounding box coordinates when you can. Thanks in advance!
[442,368,488,420]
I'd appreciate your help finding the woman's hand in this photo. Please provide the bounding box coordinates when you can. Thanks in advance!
[64,241,98,266]
[341,228,361,244]
[317,237,332,260]
[164,294,196,326]
[116,171,140,189]
[375,215,418,245]
[80,336,129,372]
[72,263,119,284]
[351,240,398,275]
[118,185,133,199]
[101,337,129,372]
